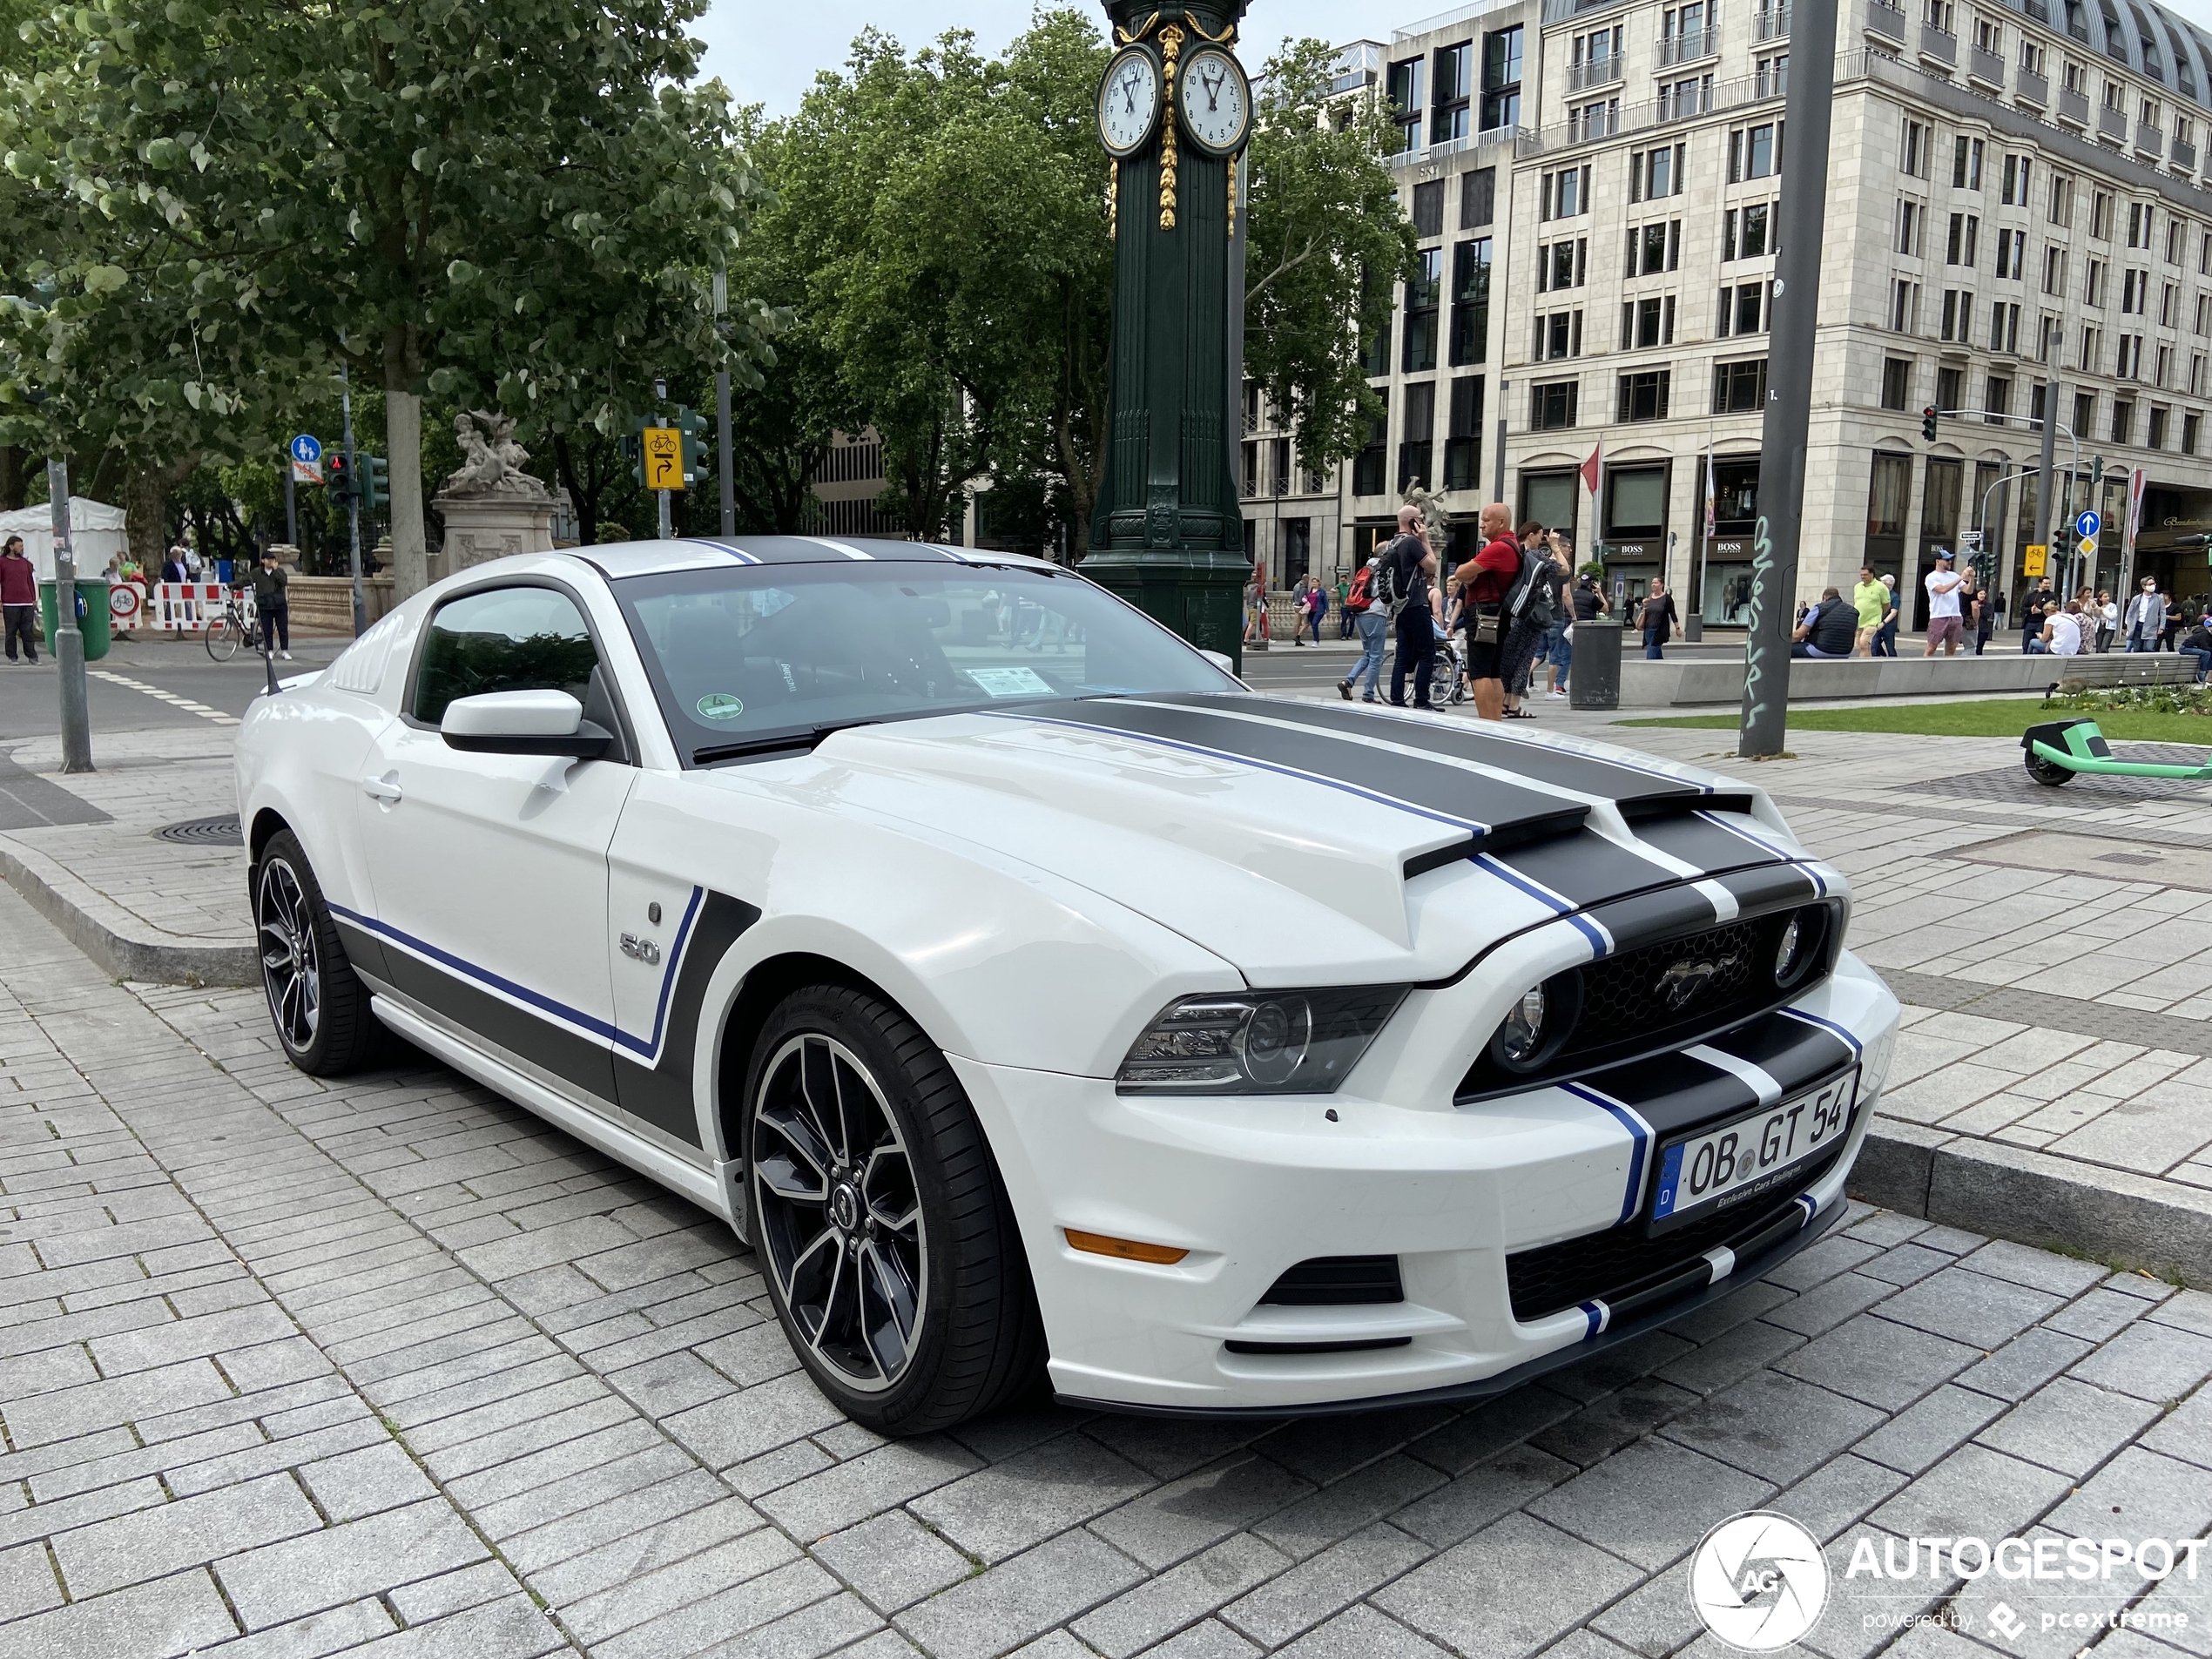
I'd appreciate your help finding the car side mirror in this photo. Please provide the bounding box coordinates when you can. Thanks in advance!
[440,690,612,759]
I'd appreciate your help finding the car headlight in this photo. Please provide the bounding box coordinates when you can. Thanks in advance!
[1485,969,1582,1073]
[1116,985,1410,1095]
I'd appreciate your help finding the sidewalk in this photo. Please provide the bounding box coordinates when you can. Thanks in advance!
[3,707,2210,1287]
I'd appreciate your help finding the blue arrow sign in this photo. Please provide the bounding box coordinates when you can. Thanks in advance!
[289,434,322,464]
[2076,509,2101,539]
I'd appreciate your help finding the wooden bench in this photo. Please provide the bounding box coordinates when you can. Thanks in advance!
[2046,652,2197,695]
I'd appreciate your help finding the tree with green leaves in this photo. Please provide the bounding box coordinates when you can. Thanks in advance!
[1,0,767,593]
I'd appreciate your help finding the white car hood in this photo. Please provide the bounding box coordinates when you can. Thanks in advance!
[711,695,1823,985]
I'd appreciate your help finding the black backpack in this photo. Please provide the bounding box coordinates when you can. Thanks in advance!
[1504,548,1557,631]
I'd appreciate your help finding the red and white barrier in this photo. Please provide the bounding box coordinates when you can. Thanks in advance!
[151,582,253,631]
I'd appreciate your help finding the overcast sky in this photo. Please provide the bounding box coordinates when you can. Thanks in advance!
[696,0,2212,116]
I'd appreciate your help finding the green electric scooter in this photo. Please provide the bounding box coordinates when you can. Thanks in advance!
[2022,718,2212,786]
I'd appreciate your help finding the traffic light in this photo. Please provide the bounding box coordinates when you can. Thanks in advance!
[1922,407,1939,442]
[327,452,356,502]
[623,427,645,487]
[359,454,388,514]
[673,406,711,484]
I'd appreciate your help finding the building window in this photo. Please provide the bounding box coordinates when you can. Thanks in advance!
[1621,295,1675,349]
[1984,375,2012,422]
[2196,354,2209,395]
[1730,121,1784,181]
[1541,166,1592,219]
[1629,144,1687,201]
[1271,437,1290,496]
[2111,399,2134,443]
[1627,220,1683,276]
[1387,56,1424,151]
[1717,280,1767,336]
[1867,451,1911,537]
[1993,227,2024,280]
[1411,180,1445,239]
[1450,238,1492,367]
[1937,365,1964,413]
[2149,405,2169,448]
[1403,247,1441,372]
[1946,212,1980,265]
[2074,390,2094,437]
[1940,288,1974,342]
[1536,238,1588,292]
[2086,260,2107,307]
[1891,279,1921,332]
[2186,411,2202,454]
[1756,51,1787,98]
[1900,118,1930,179]
[1530,380,1579,429]
[1241,442,1259,498]
[1433,39,1473,145]
[1606,465,1669,543]
[1399,381,1436,492]
[1352,414,1386,497]
[1952,134,1984,189]
[2043,246,2067,295]
[2048,173,2074,226]
[2001,153,2032,205]
[1616,370,1671,422]
[1460,167,1496,229]
[1713,357,1769,413]
[1898,199,1924,256]
[1480,25,1522,130]
[1445,377,1484,489]
[2091,190,2114,240]
[1988,300,2020,354]
[1881,356,1913,409]
[1724,201,1773,260]
[1536,309,1585,360]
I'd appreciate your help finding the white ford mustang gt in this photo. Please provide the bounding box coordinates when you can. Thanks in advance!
[236,536,1898,1434]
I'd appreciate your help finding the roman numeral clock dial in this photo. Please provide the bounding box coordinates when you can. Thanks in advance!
[1096,44,1162,158]
[1177,45,1250,157]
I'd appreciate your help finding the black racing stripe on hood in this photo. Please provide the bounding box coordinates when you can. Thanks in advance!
[1634,813,1797,876]
[1699,1015,1858,1096]
[1482,828,1681,910]
[1584,882,1727,949]
[1181,694,1715,808]
[1580,1050,1759,1136]
[1046,699,1588,851]
[1716,863,1823,911]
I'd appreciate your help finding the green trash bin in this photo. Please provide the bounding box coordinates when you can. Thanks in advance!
[37,579,113,662]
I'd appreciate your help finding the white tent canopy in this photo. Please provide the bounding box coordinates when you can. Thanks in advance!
[0,497,130,583]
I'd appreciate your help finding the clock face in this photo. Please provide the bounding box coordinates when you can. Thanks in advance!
[1098,47,1161,157]
[1178,47,1250,155]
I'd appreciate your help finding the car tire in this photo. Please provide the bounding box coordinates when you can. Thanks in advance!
[2023,752,2074,786]
[254,829,383,1076]
[745,983,1043,1434]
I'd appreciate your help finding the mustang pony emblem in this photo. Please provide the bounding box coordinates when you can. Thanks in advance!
[1655,951,1743,1011]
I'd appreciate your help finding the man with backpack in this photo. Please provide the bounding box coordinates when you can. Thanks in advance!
[1499,521,1562,719]
[1338,553,1388,702]
[1376,504,1440,710]
[1453,502,1523,720]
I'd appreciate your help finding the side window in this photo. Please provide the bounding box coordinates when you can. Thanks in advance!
[413,585,601,725]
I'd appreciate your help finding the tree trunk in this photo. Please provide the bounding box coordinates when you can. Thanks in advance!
[384,326,428,598]
[124,460,195,570]
[0,446,25,512]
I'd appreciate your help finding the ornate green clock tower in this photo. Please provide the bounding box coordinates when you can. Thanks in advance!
[1085,1,1253,668]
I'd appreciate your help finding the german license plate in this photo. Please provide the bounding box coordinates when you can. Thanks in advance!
[1649,1070,1858,1233]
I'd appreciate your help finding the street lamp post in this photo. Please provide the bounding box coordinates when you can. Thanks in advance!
[47,459,92,773]
[340,365,366,637]
[713,266,736,538]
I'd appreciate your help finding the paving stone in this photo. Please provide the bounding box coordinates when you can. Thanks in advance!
[1874,1267,2067,1349]
[1954,1239,2111,1298]
[1654,1317,1805,1397]
[522,1490,762,1601]
[1137,1619,1261,1659]
[1089,1453,1314,1572]
[1857,1243,1954,1286]
[1763,1273,1898,1338]
[2046,1288,2157,1343]
[1254,1406,1459,1487]
[2043,1447,2212,1540]
[912,1433,1153,1563]
[1953,1327,2097,1402]
[196,1597,397,1658]
[1529,1435,1773,1570]
[705,1589,884,1659]
[1405,1386,1580,1476]
[2140,1384,2212,1469]
[51,1471,322,1599]
[359,1595,565,1659]
[1074,1532,1291,1656]
[2068,1320,2212,1402]
[1393,1444,1578,1550]
[385,1560,522,1623]
[1531,1380,1701,1467]
[1374,1511,1642,1659]
[2,1357,233,1447]
[1587,1567,1706,1658]
[1272,1602,1453,1659]
[562,1525,800,1642]
[296,1441,439,1521]
[214,1497,488,1630]
[1664,1370,1885,1485]
[810,1510,975,1614]
[664,1371,844,1469]
[1250,1453,1447,1559]
[1775,1313,1980,1411]
[759,1437,983,1542]
[1854,1384,2006,1475]
[1866,1443,2074,1541]
[1975,1376,2163,1476]
[1214,1522,1427,1649]
[0,1542,61,1622]
[894,1528,1148,1659]
[0,1568,237,1659]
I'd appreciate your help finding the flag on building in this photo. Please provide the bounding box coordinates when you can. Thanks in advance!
[1580,438,1602,498]
[2128,467,2147,540]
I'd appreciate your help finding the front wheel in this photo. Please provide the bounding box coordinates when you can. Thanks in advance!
[745,984,1042,1434]
[255,830,382,1073]
[2024,751,2075,786]
[206,616,240,662]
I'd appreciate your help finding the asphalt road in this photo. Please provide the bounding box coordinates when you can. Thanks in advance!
[0,631,351,738]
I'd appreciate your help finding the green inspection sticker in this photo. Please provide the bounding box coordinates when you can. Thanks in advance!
[695,693,745,721]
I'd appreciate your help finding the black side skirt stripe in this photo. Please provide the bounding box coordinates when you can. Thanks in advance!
[330,918,391,986]
[1041,699,1588,854]
[615,893,762,1145]
[377,947,621,1106]
[1193,694,1716,810]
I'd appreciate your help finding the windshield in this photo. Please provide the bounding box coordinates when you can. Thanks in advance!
[612,562,1238,761]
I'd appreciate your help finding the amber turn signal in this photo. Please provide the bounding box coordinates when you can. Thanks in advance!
[1065,1229,1188,1264]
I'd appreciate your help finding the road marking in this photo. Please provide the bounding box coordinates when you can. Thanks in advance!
[90,671,241,725]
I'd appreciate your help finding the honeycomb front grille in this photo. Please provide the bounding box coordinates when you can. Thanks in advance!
[1560,920,1761,1057]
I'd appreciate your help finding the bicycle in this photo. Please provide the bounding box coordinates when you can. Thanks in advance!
[205,587,253,662]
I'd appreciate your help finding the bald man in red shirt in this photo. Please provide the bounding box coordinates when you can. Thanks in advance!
[1453,502,1521,720]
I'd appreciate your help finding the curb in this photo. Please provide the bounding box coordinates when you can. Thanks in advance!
[1851,1123,2212,1285]
[0,839,256,988]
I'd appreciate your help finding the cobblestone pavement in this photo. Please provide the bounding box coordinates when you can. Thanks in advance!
[3,868,2210,1658]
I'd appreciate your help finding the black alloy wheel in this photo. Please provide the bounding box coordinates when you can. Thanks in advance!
[253,829,381,1075]
[745,984,1042,1433]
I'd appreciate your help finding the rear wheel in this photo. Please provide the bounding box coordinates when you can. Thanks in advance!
[255,830,381,1074]
[2024,751,2074,786]
[745,984,1042,1433]
[206,616,240,662]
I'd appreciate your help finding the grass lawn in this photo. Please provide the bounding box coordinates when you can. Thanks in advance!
[1618,698,2212,745]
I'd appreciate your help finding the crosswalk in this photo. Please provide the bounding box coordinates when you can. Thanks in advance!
[89,670,241,725]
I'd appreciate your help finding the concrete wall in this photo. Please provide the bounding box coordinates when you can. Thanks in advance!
[1615,649,2191,705]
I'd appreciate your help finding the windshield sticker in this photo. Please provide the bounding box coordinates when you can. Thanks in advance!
[695,692,746,721]
[966,666,1056,698]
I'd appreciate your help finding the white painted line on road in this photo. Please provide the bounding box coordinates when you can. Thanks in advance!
[90,671,241,725]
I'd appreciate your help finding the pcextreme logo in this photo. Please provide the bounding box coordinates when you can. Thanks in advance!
[1688,1512,1831,1651]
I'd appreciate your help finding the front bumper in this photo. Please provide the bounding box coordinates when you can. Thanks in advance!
[953,953,1898,1414]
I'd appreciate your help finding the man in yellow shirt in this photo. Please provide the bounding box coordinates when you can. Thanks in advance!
[1851,566,1890,656]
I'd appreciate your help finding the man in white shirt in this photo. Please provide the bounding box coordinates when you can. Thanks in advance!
[1923,550,1966,656]
[2125,577,2162,651]
[2033,602,2084,656]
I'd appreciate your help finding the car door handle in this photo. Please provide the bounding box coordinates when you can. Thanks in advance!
[361,774,403,803]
